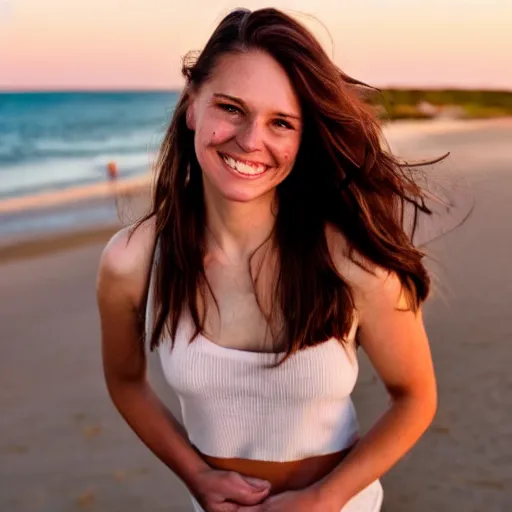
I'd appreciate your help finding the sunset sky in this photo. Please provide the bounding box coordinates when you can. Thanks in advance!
[1,0,510,91]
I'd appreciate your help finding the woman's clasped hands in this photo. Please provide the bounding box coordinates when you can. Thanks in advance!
[192,468,341,512]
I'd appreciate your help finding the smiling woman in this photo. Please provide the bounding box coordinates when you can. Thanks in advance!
[96,7,440,512]
[187,50,302,199]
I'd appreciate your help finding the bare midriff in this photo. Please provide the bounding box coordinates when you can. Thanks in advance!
[201,445,353,496]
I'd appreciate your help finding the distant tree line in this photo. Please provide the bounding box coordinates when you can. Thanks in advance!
[365,88,512,120]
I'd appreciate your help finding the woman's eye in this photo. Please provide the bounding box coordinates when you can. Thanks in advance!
[273,119,293,130]
[219,103,242,115]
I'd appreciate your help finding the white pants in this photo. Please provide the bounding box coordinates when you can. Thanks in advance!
[190,479,383,511]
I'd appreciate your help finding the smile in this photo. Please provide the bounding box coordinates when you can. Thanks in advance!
[218,152,270,178]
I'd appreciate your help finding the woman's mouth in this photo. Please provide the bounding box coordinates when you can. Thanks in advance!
[218,152,270,179]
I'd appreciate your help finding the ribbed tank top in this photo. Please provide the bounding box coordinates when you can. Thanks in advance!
[146,242,361,462]
[146,242,384,511]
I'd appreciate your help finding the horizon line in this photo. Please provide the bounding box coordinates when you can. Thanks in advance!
[1,85,512,94]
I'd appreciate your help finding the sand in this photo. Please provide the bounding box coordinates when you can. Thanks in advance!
[0,174,152,214]
[1,120,511,512]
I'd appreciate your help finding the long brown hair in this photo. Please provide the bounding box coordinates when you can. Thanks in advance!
[134,7,439,362]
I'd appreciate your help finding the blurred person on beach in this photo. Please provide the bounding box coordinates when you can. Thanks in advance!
[107,161,119,181]
[96,8,439,512]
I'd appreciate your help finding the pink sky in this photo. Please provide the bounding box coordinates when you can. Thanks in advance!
[1,0,511,90]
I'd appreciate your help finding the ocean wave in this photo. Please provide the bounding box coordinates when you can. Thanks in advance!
[34,130,163,153]
[0,152,153,199]
[0,130,163,164]
[0,91,176,237]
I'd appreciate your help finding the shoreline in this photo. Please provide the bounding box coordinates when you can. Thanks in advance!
[0,173,151,214]
[3,117,510,216]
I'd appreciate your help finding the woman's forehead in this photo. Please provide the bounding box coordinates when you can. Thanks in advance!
[202,51,301,115]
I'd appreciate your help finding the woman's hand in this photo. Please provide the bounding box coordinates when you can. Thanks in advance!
[238,486,341,512]
[191,467,272,512]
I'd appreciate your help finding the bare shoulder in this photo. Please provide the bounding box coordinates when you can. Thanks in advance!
[97,216,157,308]
[97,216,157,382]
[324,223,406,312]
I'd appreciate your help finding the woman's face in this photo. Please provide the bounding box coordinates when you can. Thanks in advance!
[187,50,303,203]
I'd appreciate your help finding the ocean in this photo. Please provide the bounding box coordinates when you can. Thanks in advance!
[0,91,179,240]
[0,91,179,199]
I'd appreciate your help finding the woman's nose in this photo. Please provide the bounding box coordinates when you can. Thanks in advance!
[236,119,265,153]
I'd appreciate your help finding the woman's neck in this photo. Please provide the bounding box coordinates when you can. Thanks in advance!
[203,188,276,266]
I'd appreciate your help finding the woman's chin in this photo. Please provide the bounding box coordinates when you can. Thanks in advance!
[203,171,275,203]
[218,187,267,203]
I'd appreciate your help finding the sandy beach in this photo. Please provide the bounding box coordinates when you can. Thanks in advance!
[1,119,511,512]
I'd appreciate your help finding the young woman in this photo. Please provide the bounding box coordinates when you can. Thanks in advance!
[97,8,437,512]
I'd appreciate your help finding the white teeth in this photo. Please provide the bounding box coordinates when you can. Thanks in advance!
[222,154,267,175]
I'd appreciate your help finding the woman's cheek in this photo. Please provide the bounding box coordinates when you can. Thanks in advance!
[273,140,300,167]
[206,122,237,146]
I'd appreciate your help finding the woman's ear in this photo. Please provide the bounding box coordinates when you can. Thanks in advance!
[186,101,196,131]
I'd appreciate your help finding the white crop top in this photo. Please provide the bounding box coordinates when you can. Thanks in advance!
[146,245,362,462]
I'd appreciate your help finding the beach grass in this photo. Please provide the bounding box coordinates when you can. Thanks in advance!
[370,88,512,119]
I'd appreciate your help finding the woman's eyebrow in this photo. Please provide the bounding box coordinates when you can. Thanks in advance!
[212,93,301,120]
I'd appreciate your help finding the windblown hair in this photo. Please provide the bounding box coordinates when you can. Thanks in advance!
[134,7,439,362]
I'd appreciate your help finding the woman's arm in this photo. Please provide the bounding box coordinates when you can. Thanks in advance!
[96,228,272,511]
[316,268,437,508]
[96,229,210,490]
